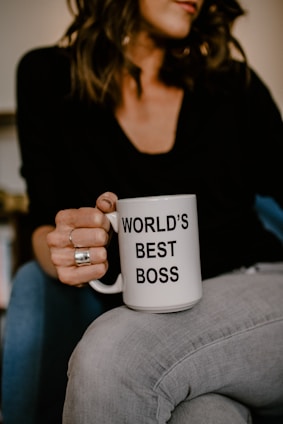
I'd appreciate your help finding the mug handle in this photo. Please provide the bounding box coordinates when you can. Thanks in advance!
[89,211,123,294]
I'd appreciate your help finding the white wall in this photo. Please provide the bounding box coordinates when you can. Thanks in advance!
[234,0,283,113]
[0,0,282,194]
[0,0,71,112]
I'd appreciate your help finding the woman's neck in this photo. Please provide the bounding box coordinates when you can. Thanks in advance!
[124,31,165,85]
[115,32,184,154]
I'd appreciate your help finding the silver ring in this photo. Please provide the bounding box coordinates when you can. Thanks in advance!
[74,249,91,266]
[69,228,76,247]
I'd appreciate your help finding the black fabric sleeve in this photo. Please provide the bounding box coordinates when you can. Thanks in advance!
[16,46,72,230]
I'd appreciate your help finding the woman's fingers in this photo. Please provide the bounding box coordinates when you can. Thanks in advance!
[46,194,119,287]
[55,207,111,232]
[50,244,109,286]
[46,208,110,286]
[56,261,109,286]
[68,227,109,249]
[48,240,110,286]
[51,246,108,268]
[47,208,110,247]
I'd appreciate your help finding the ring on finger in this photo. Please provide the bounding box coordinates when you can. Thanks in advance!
[69,228,77,247]
[74,248,91,266]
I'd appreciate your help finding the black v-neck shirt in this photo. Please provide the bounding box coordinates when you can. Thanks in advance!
[16,46,283,280]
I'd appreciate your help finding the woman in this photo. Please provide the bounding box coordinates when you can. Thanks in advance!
[2,0,283,422]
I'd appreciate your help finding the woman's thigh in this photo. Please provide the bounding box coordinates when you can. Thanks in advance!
[63,271,283,424]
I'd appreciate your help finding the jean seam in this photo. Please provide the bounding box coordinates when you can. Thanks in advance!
[153,316,283,422]
[154,315,283,392]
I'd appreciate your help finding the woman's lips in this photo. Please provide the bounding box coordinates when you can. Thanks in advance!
[175,1,198,14]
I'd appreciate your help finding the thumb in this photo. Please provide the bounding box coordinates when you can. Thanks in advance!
[96,191,118,213]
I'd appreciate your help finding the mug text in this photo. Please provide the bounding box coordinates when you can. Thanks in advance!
[122,213,189,233]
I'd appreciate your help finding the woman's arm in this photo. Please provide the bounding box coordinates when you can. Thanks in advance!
[16,47,73,237]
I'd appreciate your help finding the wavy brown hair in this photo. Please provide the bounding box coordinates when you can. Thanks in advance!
[62,0,247,107]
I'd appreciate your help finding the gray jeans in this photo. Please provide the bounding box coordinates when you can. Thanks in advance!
[63,267,283,423]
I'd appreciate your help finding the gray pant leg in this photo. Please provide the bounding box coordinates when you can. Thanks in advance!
[63,272,283,424]
[169,394,252,424]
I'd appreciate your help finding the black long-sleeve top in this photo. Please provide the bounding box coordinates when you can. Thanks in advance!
[16,46,283,281]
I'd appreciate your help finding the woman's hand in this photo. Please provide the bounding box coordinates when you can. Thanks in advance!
[46,192,118,287]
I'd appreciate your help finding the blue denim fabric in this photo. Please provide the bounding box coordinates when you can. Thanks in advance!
[63,270,283,424]
[255,195,283,243]
[1,260,122,424]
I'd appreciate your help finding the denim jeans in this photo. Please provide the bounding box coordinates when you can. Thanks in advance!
[63,267,283,423]
[1,260,122,424]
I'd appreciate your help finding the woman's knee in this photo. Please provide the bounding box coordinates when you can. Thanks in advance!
[64,306,168,422]
[68,306,146,383]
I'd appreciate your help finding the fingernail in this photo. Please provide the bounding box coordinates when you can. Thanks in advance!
[101,198,113,208]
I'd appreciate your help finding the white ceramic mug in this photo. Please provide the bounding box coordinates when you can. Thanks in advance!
[89,194,202,313]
